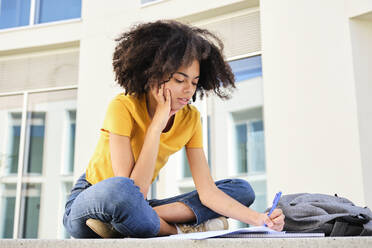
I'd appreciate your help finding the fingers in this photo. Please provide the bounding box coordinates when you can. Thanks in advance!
[269,209,285,231]
[151,84,166,103]
[271,209,285,224]
[157,84,165,102]
[164,87,171,103]
[270,208,283,219]
[263,216,274,228]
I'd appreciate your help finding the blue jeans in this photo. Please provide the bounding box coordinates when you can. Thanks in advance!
[63,173,255,238]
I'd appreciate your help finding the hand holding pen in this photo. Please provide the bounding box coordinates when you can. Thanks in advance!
[262,191,285,231]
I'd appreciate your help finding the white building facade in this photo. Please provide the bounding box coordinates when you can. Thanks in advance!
[0,0,371,238]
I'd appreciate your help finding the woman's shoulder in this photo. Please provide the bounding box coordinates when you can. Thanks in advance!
[111,93,143,110]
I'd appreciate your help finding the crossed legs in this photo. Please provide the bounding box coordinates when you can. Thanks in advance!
[154,202,196,235]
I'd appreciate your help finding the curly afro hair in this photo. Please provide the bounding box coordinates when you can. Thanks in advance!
[113,20,235,101]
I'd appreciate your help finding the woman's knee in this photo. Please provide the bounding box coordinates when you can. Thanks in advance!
[95,177,144,207]
[94,177,140,200]
[230,179,256,207]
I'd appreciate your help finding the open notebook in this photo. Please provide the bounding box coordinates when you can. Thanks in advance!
[154,226,324,239]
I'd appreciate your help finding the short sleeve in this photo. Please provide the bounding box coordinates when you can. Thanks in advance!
[101,99,133,137]
[185,111,203,148]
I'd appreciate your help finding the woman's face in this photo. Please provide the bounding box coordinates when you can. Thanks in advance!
[164,59,200,112]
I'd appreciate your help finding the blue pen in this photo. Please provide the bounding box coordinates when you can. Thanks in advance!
[268,191,282,216]
[264,191,282,227]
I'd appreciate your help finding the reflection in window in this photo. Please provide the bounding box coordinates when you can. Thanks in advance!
[0,0,31,29]
[0,184,16,238]
[24,112,45,175]
[19,183,41,238]
[34,0,81,24]
[229,55,262,82]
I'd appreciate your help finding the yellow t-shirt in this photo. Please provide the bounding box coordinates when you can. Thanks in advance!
[85,93,203,185]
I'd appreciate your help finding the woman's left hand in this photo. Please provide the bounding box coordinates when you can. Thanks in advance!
[267,208,285,231]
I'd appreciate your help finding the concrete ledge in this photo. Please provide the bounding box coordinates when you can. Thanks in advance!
[1,237,372,248]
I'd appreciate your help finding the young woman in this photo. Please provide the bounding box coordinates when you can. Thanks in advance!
[63,20,285,238]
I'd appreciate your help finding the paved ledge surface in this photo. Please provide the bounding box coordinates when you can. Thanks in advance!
[1,237,372,248]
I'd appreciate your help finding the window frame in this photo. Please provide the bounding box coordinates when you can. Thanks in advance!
[0,85,77,238]
[0,0,82,32]
[233,117,265,175]
[227,51,263,83]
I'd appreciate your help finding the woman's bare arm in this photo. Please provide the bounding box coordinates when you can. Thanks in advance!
[186,147,284,230]
[109,85,172,198]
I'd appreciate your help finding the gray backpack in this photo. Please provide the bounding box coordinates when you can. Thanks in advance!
[277,193,372,236]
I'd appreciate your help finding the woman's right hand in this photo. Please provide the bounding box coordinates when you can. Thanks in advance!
[150,84,172,132]
[254,209,285,231]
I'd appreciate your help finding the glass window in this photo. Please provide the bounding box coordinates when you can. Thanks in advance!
[0,0,30,29]
[0,95,24,175]
[207,116,211,164]
[182,116,211,178]
[24,112,45,175]
[232,108,267,227]
[62,110,76,175]
[8,113,22,175]
[0,89,78,238]
[229,55,262,83]
[232,108,266,174]
[61,181,72,238]
[247,120,266,172]
[19,183,41,238]
[179,186,195,194]
[249,180,267,212]
[182,147,191,178]
[235,123,248,173]
[0,183,17,238]
[34,0,81,24]
[150,179,157,199]
[68,111,76,173]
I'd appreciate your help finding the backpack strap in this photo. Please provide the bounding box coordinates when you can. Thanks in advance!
[329,216,368,236]
[330,221,349,236]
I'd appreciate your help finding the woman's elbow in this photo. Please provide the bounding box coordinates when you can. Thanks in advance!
[199,188,217,207]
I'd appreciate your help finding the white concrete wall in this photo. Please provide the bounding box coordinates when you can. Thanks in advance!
[260,0,365,205]
[349,17,372,207]
[346,0,372,18]
[0,20,81,53]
